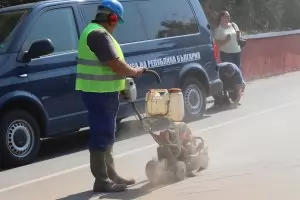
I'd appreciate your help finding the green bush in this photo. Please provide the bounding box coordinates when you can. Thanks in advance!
[2,0,300,34]
[201,0,300,34]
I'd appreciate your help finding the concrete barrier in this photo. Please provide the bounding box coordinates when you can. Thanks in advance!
[218,30,300,81]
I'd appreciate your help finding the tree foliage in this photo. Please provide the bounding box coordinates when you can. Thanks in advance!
[201,0,300,33]
[1,0,300,33]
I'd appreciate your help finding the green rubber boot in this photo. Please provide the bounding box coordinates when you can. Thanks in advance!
[106,146,136,186]
[90,150,127,193]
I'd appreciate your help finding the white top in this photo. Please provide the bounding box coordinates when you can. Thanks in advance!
[214,22,241,53]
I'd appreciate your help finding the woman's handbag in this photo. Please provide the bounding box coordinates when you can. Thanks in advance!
[232,23,246,48]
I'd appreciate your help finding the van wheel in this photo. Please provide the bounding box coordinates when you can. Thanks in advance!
[0,110,41,168]
[181,78,206,121]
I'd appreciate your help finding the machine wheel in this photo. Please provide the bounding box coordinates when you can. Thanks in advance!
[0,110,41,168]
[145,159,159,184]
[181,78,207,121]
[174,161,186,182]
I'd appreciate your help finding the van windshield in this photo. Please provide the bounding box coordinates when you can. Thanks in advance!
[0,9,30,54]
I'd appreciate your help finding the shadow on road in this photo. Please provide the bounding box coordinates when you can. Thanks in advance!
[37,118,160,162]
[57,190,93,200]
[0,118,153,171]
[26,116,173,168]
[1,100,215,171]
[205,104,239,115]
[57,180,166,200]
[37,113,210,165]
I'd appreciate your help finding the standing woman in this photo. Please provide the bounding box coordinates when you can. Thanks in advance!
[214,10,243,69]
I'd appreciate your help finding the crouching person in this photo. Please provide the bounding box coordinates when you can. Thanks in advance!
[213,62,246,107]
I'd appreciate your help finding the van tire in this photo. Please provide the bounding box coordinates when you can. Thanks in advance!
[181,78,206,121]
[0,110,41,168]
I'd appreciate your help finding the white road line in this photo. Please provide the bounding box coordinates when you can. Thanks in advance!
[0,144,157,194]
[195,101,298,134]
[0,101,298,193]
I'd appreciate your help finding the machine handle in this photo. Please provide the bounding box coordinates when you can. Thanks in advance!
[128,68,161,83]
[142,69,161,84]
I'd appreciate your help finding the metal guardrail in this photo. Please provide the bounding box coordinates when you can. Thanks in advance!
[244,29,300,40]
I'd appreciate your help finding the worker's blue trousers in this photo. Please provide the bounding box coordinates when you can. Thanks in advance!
[81,91,119,151]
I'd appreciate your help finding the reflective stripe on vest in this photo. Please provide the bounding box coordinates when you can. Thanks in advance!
[75,23,125,93]
[76,74,124,81]
[77,58,104,66]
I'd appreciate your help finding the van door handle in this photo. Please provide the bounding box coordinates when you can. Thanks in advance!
[18,74,28,78]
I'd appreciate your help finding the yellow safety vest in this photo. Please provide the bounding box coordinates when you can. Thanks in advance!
[75,23,125,93]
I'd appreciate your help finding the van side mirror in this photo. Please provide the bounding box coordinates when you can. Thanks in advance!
[23,39,54,62]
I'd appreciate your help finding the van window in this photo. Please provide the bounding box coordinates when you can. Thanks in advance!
[0,9,30,54]
[113,2,147,44]
[26,7,78,54]
[79,2,146,44]
[79,4,98,24]
[136,0,199,40]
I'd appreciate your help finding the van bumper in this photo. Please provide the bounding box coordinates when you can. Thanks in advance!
[208,79,223,96]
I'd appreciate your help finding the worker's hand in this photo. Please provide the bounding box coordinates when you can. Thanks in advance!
[133,67,147,77]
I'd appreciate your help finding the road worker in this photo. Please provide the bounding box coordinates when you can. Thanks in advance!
[75,0,145,193]
[213,62,246,106]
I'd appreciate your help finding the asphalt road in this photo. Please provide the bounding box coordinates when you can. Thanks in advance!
[1,71,300,200]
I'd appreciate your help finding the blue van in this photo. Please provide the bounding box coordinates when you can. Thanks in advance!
[0,0,222,167]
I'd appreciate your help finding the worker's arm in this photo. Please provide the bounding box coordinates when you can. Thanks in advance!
[233,68,245,104]
[234,84,244,104]
[87,30,138,77]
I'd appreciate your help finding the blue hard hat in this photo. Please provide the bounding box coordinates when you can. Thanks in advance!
[99,0,124,24]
